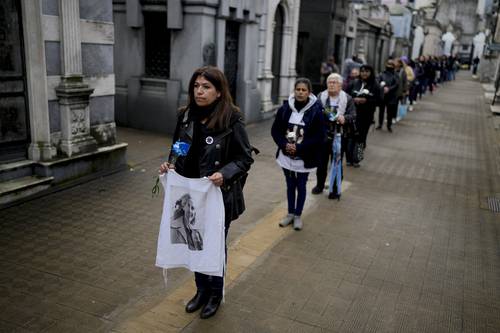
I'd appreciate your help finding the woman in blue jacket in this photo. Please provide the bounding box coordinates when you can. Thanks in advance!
[271,78,326,230]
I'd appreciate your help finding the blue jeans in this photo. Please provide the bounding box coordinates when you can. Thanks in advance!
[283,169,309,216]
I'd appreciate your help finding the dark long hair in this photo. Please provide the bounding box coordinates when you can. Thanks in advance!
[360,65,376,84]
[183,66,240,130]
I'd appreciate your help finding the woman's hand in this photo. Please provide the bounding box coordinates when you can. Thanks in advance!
[159,162,175,174]
[337,114,345,125]
[208,172,224,187]
[285,143,296,155]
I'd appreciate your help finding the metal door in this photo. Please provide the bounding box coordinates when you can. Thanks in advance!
[0,0,29,162]
[224,21,239,101]
[271,6,284,105]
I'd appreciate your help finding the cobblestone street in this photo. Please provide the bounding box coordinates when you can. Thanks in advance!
[1,73,500,332]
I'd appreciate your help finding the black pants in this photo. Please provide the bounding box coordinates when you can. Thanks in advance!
[194,226,229,296]
[409,82,419,104]
[315,139,333,190]
[357,112,374,147]
[341,135,355,164]
[378,103,398,129]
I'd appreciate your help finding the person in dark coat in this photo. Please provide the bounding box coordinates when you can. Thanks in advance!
[424,56,436,95]
[312,73,356,196]
[472,56,480,75]
[346,64,380,150]
[271,78,326,230]
[376,60,400,132]
[159,66,253,319]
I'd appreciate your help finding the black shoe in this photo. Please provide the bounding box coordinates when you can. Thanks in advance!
[353,163,360,168]
[328,192,341,201]
[311,186,323,194]
[387,127,393,133]
[200,294,222,319]
[185,291,209,313]
[375,125,382,130]
[346,162,353,167]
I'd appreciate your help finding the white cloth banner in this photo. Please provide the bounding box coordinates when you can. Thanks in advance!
[156,171,225,277]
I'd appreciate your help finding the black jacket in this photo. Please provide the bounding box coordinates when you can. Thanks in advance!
[271,99,326,169]
[346,79,380,118]
[170,109,254,224]
[378,70,400,105]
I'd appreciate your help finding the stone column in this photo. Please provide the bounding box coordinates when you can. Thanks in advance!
[170,0,217,103]
[287,0,300,94]
[56,0,97,157]
[22,0,57,161]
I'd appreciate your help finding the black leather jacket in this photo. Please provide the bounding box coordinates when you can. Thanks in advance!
[170,109,254,224]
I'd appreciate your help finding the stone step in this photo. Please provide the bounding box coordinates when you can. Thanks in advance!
[0,175,54,206]
[482,83,495,93]
[0,160,35,182]
[485,92,494,103]
[490,104,500,115]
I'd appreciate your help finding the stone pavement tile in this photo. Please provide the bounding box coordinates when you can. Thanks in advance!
[343,265,367,285]
[24,315,58,332]
[3,74,500,332]
[183,303,295,333]
[334,281,360,303]
[0,305,40,329]
[275,297,309,320]
[324,296,352,323]
[301,290,331,315]
[287,320,327,333]
[0,321,31,333]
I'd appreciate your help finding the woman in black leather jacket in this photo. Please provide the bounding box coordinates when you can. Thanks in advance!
[159,66,253,319]
[346,65,380,150]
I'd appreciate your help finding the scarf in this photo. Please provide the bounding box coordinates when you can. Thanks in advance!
[318,90,348,116]
[189,102,218,122]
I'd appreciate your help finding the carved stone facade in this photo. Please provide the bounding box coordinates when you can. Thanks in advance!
[412,0,488,62]
[258,0,301,114]
[114,0,285,129]
[354,2,393,73]
[0,0,126,206]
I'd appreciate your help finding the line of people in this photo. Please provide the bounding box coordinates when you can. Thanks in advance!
[272,53,457,231]
[156,56,457,318]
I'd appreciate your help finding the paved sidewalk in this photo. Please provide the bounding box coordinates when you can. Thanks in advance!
[178,74,500,332]
[1,72,500,332]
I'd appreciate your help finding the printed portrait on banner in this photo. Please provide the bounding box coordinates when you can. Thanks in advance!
[170,187,206,251]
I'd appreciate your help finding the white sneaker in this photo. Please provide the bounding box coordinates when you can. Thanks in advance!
[279,214,294,227]
[293,215,303,231]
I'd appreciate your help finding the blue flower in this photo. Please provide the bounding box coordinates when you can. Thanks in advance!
[172,141,191,157]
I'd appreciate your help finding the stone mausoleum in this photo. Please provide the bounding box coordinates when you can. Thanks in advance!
[0,0,126,207]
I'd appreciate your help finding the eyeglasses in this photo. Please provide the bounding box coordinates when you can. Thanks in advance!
[327,81,342,84]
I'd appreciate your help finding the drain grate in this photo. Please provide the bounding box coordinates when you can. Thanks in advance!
[487,197,500,213]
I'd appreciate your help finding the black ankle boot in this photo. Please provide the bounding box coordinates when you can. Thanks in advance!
[200,293,222,319]
[311,186,323,194]
[185,291,209,313]
[328,192,341,201]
